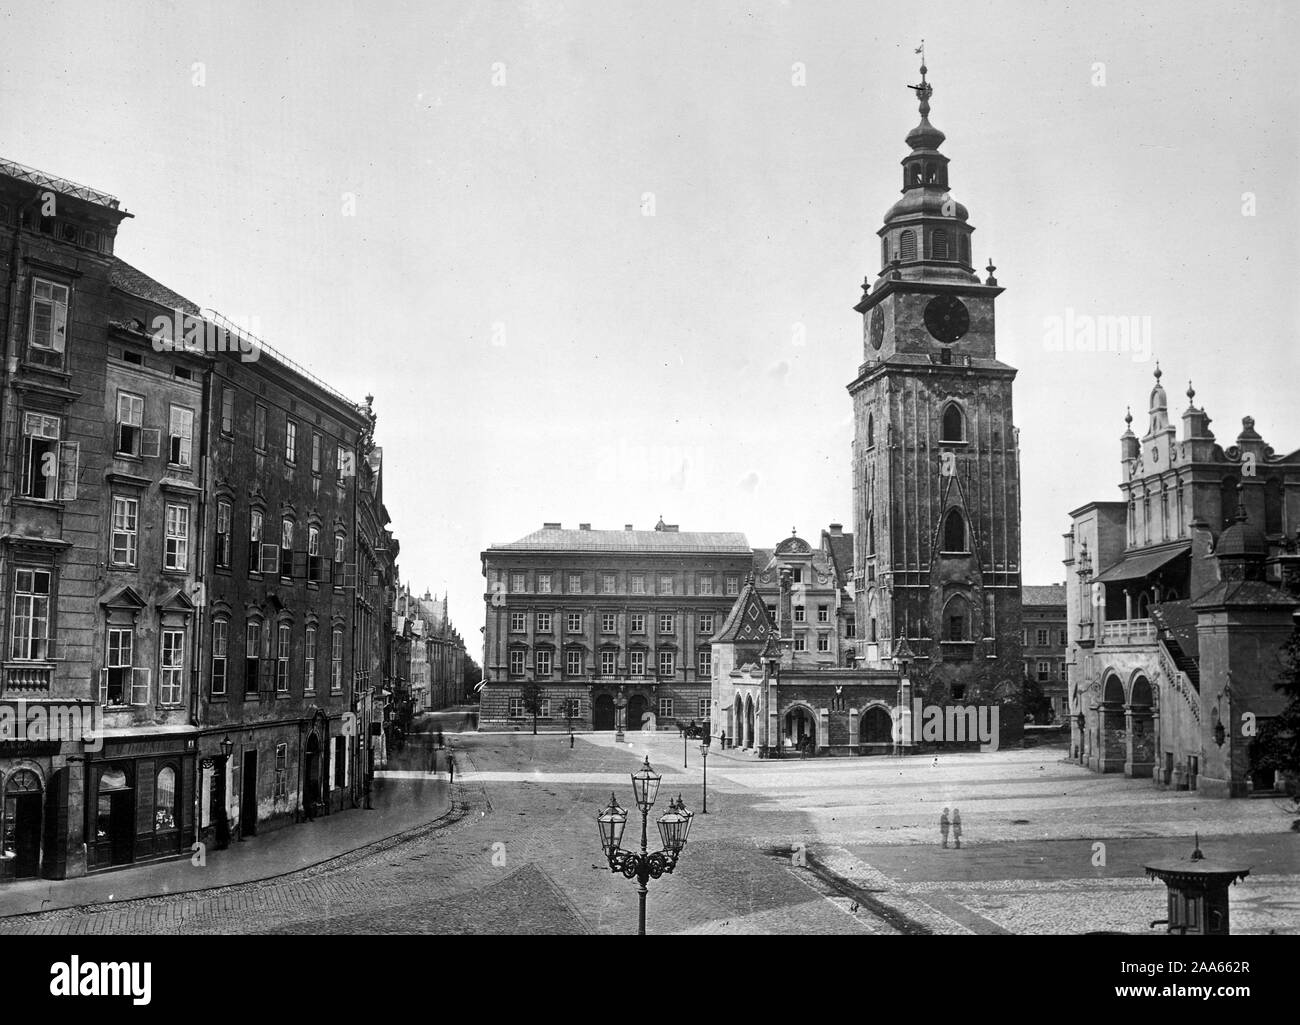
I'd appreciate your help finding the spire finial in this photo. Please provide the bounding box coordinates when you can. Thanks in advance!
[1186,380,1196,406]
[984,259,997,286]
[1153,362,1162,382]
[1124,406,1133,427]
[909,40,932,117]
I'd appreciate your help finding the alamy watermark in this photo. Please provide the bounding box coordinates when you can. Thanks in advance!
[910,700,1000,751]
[1043,307,1151,363]
[150,310,262,362]
[0,700,103,752]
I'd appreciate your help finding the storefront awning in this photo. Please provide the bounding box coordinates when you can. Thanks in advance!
[1093,541,1190,584]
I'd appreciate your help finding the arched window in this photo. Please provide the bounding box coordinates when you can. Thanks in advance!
[942,509,966,552]
[925,162,936,183]
[959,233,970,266]
[899,230,917,262]
[911,163,922,186]
[943,595,969,641]
[867,514,875,554]
[866,413,874,448]
[155,766,176,832]
[880,237,888,268]
[940,403,964,442]
[932,229,949,260]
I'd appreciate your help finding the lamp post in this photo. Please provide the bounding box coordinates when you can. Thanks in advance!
[597,756,695,935]
[683,727,689,769]
[699,737,710,814]
[217,734,234,848]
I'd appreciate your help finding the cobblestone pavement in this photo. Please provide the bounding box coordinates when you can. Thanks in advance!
[0,732,1295,934]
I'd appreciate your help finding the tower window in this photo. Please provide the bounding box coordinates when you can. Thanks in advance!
[943,595,969,641]
[866,413,874,448]
[940,404,964,442]
[959,233,970,266]
[899,230,917,262]
[942,509,966,552]
[931,229,949,260]
[925,162,936,183]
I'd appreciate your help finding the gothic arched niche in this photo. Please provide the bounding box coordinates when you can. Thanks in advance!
[941,508,966,553]
[941,593,970,641]
[940,403,964,442]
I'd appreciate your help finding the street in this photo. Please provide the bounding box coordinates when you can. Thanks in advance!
[1,731,1296,935]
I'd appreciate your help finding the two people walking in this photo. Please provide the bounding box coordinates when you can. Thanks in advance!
[939,806,962,849]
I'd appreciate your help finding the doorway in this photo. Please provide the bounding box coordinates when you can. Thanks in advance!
[593,694,615,731]
[3,770,43,878]
[627,695,648,731]
[305,733,322,816]
[240,748,258,837]
[95,764,134,867]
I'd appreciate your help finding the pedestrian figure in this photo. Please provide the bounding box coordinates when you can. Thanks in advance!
[447,753,455,784]
[951,807,962,849]
[720,729,727,749]
[939,807,950,848]
[932,756,939,768]
[569,732,575,749]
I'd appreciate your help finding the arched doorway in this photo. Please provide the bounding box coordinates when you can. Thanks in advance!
[2,769,42,878]
[1099,673,1126,772]
[862,706,893,749]
[744,696,755,748]
[593,694,615,731]
[1127,675,1155,777]
[305,732,322,814]
[96,764,134,866]
[627,694,648,731]
[732,695,743,747]
[785,706,816,751]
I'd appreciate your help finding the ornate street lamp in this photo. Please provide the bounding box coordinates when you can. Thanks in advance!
[597,757,695,935]
[219,735,234,761]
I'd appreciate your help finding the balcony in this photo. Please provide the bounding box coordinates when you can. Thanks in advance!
[1099,619,1155,645]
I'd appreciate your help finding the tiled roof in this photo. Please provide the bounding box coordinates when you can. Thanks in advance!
[823,531,854,585]
[109,257,201,314]
[1022,584,1066,606]
[751,548,775,574]
[489,528,750,554]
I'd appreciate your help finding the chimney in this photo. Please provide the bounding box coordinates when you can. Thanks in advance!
[829,523,843,536]
[543,522,562,530]
[778,568,794,640]
[625,524,634,531]
[579,523,591,531]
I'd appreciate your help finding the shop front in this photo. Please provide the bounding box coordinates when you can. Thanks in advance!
[85,732,197,872]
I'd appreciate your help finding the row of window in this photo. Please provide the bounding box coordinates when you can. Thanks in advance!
[1024,628,1068,647]
[507,696,709,720]
[218,385,353,479]
[508,571,741,597]
[212,503,347,582]
[508,649,712,678]
[1032,659,1066,682]
[211,618,345,699]
[883,228,971,266]
[510,611,718,635]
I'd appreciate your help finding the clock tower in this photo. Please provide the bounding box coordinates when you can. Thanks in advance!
[848,57,1023,730]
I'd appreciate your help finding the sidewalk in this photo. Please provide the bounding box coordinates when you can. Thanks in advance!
[0,772,451,919]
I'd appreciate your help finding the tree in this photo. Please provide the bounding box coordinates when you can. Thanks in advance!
[1255,626,1300,807]
[1021,673,1054,725]
[521,680,545,736]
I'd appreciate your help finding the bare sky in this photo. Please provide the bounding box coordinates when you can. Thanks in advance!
[4,0,1298,654]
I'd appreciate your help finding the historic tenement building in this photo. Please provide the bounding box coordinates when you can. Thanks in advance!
[0,156,399,879]
[750,528,857,669]
[846,61,1024,741]
[1022,584,1067,721]
[1064,368,1300,796]
[395,586,468,718]
[480,520,751,731]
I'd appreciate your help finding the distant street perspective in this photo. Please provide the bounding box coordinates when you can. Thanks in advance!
[1,721,1294,935]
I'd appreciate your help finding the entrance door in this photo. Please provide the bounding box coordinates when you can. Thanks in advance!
[305,734,322,814]
[9,792,41,878]
[593,695,615,731]
[109,792,133,865]
[627,695,648,731]
[241,749,258,837]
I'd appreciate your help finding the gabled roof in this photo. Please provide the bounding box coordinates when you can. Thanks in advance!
[489,527,750,554]
[712,576,778,644]
[822,530,855,587]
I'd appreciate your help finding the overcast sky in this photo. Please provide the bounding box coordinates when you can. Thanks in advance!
[3,0,1297,653]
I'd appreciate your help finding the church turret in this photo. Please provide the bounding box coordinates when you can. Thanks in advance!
[1121,407,1139,462]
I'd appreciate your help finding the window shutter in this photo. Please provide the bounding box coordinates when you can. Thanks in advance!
[141,428,162,458]
[57,441,79,500]
[51,297,67,352]
[99,667,109,706]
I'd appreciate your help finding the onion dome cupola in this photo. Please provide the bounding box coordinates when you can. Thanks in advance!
[877,53,978,284]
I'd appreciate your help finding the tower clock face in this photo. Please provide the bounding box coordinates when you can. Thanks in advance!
[923,295,970,343]
[869,306,884,350]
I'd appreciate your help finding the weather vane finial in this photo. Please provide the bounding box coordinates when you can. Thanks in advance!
[908,40,932,116]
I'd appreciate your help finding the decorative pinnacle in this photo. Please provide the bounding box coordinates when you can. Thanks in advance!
[1153,362,1162,381]
[1124,406,1133,427]
[1187,380,1196,405]
[985,259,997,286]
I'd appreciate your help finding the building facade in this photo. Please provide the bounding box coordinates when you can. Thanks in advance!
[1022,584,1067,721]
[480,520,752,732]
[1064,368,1300,796]
[0,156,402,880]
[846,60,1024,743]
